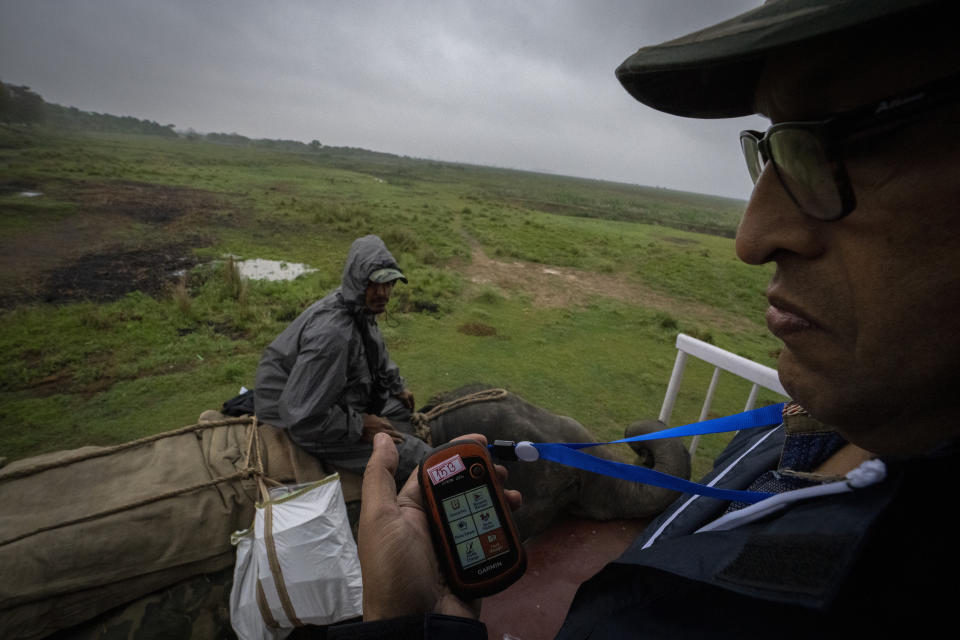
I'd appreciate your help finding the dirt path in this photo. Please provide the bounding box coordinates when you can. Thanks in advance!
[460,244,757,333]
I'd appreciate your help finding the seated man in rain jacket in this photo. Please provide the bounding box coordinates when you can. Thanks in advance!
[254,235,431,484]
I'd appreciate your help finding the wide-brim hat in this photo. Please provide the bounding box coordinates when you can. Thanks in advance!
[615,0,948,119]
[369,267,408,284]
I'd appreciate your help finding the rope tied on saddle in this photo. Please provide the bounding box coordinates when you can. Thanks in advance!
[1,390,512,547]
[0,415,271,548]
[410,388,509,445]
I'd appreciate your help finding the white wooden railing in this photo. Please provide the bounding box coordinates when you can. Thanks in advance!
[659,333,790,455]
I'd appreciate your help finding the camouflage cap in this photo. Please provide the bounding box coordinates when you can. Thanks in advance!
[369,267,408,284]
[615,0,948,119]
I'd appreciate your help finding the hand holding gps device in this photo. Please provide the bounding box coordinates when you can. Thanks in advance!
[418,439,526,598]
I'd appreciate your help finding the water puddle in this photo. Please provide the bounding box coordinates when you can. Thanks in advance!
[231,257,316,281]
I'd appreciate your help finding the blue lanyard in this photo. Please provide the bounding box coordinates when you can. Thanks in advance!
[490,403,786,504]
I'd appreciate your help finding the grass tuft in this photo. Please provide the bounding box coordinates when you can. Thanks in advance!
[169,276,192,318]
[457,321,497,337]
[472,286,505,305]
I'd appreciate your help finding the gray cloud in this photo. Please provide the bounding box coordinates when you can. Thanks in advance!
[0,0,766,199]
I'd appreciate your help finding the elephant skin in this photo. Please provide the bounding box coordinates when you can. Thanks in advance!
[426,385,691,541]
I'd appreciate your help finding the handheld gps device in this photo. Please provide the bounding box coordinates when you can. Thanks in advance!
[418,439,526,598]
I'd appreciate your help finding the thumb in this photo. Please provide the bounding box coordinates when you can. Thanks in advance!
[361,432,400,516]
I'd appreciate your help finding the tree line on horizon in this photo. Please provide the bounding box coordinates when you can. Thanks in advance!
[0,80,326,151]
[0,81,178,137]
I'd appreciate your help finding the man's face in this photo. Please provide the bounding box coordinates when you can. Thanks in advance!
[736,38,960,454]
[365,280,395,314]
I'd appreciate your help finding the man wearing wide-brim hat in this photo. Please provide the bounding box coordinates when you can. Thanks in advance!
[350,1,960,637]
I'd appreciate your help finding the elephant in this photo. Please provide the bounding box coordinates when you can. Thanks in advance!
[424,385,691,541]
[24,389,690,637]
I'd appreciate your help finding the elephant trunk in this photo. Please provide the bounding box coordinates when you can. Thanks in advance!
[572,420,691,521]
[625,419,691,478]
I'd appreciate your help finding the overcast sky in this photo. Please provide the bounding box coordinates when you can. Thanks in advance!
[0,0,767,200]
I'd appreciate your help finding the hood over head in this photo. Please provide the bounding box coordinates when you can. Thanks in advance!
[340,235,404,308]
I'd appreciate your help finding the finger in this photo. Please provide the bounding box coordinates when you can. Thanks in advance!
[503,488,523,510]
[495,463,509,484]
[361,432,401,517]
[396,463,426,509]
[382,427,405,440]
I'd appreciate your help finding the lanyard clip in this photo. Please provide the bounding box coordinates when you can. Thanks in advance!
[490,440,540,462]
[491,440,518,461]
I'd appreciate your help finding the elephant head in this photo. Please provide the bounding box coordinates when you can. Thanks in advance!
[425,385,691,540]
[622,418,692,486]
[567,418,690,524]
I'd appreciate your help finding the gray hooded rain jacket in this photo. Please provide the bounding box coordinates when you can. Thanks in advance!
[254,235,431,480]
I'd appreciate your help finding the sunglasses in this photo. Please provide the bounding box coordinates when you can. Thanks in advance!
[740,72,960,220]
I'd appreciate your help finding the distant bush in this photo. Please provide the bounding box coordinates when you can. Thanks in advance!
[0,80,181,136]
[1,83,44,124]
[206,132,251,146]
[472,286,505,305]
[654,312,678,330]
[52,103,175,137]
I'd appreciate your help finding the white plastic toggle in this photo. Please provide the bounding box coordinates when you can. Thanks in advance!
[845,458,887,488]
[515,441,540,462]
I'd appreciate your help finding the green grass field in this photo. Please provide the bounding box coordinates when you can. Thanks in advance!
[0,126,784,479]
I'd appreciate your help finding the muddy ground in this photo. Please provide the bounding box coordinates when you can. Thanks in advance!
[38,243,201,305]
[0,181,223,307]
[2,179,753,336]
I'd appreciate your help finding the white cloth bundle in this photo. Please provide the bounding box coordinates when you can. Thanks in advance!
[230,475,363,639]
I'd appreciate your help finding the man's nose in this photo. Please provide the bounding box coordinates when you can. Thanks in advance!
[735,163,826,265]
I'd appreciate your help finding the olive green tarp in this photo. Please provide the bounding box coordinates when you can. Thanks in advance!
[0,417,328,640]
